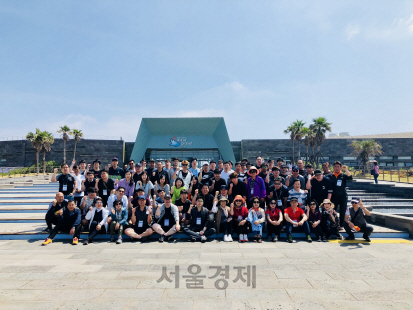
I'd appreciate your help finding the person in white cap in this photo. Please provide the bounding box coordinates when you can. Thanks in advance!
[344,198,373,242]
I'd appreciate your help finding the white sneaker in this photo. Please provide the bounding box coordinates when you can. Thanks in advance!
[223,234,228,242]
[227,235,233,242]
[244,234,249,242]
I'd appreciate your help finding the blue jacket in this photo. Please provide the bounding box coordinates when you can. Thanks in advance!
[110,207,128,225]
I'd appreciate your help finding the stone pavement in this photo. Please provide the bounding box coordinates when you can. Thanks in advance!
[0,239,413,309]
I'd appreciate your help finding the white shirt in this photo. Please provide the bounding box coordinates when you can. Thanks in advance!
[74,174,85,197]
[220,169,234,184]
[107,194,129,213]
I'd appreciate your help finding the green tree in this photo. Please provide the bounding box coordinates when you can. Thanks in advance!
[293,120,306,163]
[71,129,83,161]
[40,131,55,174]
[57,125,71,164]
[26,129,43,174]
[351,140,383,170]
[312,117,332,167]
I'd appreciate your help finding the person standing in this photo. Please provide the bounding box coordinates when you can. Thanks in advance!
[306,169,333,206]
[72,165,85,208]
[220,161,234,184]
[169,158,180,184]
[284,165,306,190]
[51,164,77,200]
[189,158,200,178]
[89,160,103,179]
[176,160,192,189]
[95,170,115,208]
[108,157,124,182]
[328,161,352,227]
[371,161,380,184]
[297,160,306,176]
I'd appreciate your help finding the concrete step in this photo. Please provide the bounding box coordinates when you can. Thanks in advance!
[9,182,33,187]
[0,185,15,189]
[0,199,51,204]
[0,205,48,211]
[0,213,44,220]
[0,193,56,198]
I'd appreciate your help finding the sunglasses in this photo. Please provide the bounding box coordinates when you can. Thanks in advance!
[182,164,188,166]
[250,171,257,173]
[310,203,316,206]
[274,183,281,186]
[95,201,103,204]
[118,191,125,193]
[235,200,242,203]
[270,202,277,205]
[351,202,358,204]
[115,203,122,206]
[253,201,260,204]
[292,169,298,172]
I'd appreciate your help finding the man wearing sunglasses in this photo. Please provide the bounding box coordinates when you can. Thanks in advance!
[285,165,305,191]
[344,198,373,242]
[280,165,290,180]
[246,166,266,209]
[176,160,193,188]
[126,159,136,172]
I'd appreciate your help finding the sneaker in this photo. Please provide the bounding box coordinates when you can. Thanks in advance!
[42,238,52,246]
[165,235,172,242]
[317,236,322,242]
[364,236,371,242]
[140,236,149,243]
[338,234,344,240]
[159,235,164,243]
[201,236,207,243]
[322,236,328,242]
[116,237,122,244]
[273,236,278,242]
[83,239,89,245]
[288,235,293,243]
[227,235,233,242]
[307,235,312,243]
[244,234,249,242]
[223,235,228,242]
[72,237,78,245]
[345,236,355,241]
[110,235,116,242]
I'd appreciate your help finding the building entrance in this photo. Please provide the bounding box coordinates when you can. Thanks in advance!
[146,149,221,167]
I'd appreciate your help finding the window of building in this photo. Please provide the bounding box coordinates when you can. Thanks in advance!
[406,163,413,167]
[380,156,393,160]
[398,156,412,160]
[398,163,405,167]
[343,157,357,160]
[386,162,394,166]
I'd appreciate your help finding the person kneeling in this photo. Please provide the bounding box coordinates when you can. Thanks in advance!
[125,195,154,242]
[42,199,82,245]
[212,196,233,242]
[344,198,373,242]
[320,199,343,240]
[247,197,265,243]
[183,196,216,242]
[109,199,128,244]
[83,197,109,245]
[284,197,312,243]
[152,195,180,242]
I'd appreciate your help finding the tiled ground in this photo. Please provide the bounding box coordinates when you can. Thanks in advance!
[0,238,413,309]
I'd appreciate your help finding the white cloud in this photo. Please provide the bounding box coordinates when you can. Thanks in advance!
[345,23,360,40]
[364,13,413,41]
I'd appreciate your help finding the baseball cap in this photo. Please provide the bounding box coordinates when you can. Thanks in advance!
[351,197,360,204]
[112,157,118,161]
[220,185,228,190]
[314,169,322,175]
[138,195,146,200]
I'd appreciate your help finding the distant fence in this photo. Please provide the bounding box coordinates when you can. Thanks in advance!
[352,165,413,184]
[0,136,123,141]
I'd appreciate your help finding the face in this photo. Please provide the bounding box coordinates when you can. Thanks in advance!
[175,179,183,188]
[142,161,146,167]
[218,162,224,169]
[196,199,203,207]
[89,192,96,199]
[165,161,171,168]
[93,162,99,169]
[277,161,283,167]
[315,174,323,181]
[252,199,260,208]
[214,173,221,180]
[117,188,125,198]
[139,198,146,206]
[149,161,155,168]
[261,166,267,173]
[282,167,288,174]
[112,160,118,167]
[250,170,257,178]
[95,200,103,209]
[101,172,108,180]
[293,180,301,190]
[62,165,69,174]
[274,181,282,189]
[87,174,94,181]
[157,162,163,170]
[220,200,227,207]
[180,193,188,201]
[235,164,241,172]
[231,177,238,184]
[115,202,122,211]
[324,203,331,211]
[192,160,197,167]
[291,200,298,208]
[159,176,166,184]
[309,201,317,210]
[203,165,209,172]
[224,163,229,170]
[333,164,342,173]
[73,167,79,174]
[181,163,188,170]
[125,171,131,179]
[135,166,142,173]
[173,160,179,167]
[67,201,75,211]
[164,197,171,206]
[306,167,313,174]
[158,191,165,199]
[297,160,304,169]
[234,199,242,207]
[273,170,280,177]
[210,163,216,170]
[220,189,228,196]
[269,200,277,208]
[56,192,64,202]
[79,163,86,170]
[322,163,329,172]
[129,161,135,169]
[141,173,148,181]
[202,185,209,195]
[256,157,262,165]
[292,168,299,177]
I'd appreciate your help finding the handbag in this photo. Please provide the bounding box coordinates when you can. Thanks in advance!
[370,169,375,175]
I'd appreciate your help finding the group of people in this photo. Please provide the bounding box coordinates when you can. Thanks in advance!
[42,156,374,245]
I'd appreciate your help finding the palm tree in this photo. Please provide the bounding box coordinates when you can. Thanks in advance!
[26,129,43,174]
[293,120,306,163]
[284,123,298,165]
[57,125,71,164]
[71,129,83,161]
[301,127,310,164]
[308,125,317,166]
[312,117,332,167]
[40,131,55,174]
[351,140,383,173]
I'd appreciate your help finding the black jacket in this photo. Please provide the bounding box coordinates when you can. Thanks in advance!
[188,206,211,229]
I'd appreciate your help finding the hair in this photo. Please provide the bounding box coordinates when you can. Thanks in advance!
[273,177,283,183]
[229,172,238,179]
[196,195,204,202]
[87,171,94,176]
[250,196,260,205]
[87,187,98,194]
[61,163,69,168]
[293,179,301,184]
[159,174,168,185]
[191,158,197,162]
[334,161,342,167]
[129,159,135,164]
[272,166,280,171]
[172,157,180,162]
[235,162,241,166]
[181,160,189,165]
[218,160,224,164]
[157,160,163,165]
[165,159,171,163]
[113,199,123,208]
[305,164,313,168]
[100,170,108,175]
[124,170,134,186]
[256,156,262,159]
[307,199,319,208]
[210,160,216,164]
[175,177,184,188]
[141,171,150,184]
[72,165,78,170]
[201,183,209,189]
[224,161,230,165]
[117,186,126,192]
[67,200,75,205]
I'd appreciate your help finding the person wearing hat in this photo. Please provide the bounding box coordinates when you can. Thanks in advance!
[246,166,266,209]
[285,165,305,191]
[328,161,353,228]
[198,162,214,186]
[306,169,333,206]
[95,170,115,208]
[153,194,180,242]
[305,199,326,242]
[125,195,154,241]
[133,163,144,184]
[83,197,109,245]
[209,169,227,194]
[176,160,193,189]
[344,198,373,242]
[231,195,249,242]
[89,159,103,179]
[247,196,265,243]
[284,196,312,243]
[184,196,216,242]
[42,198,82,246]
[218,184,233,205]
[108,157,124,182]
[212,195,233,242]
[320,199,343,240]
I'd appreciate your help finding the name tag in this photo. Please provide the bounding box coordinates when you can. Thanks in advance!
[251,188,254,195]
[196,218,201,225]
[138,221,143,227]
[146,211,149,215]
[103,190,108,196]
[237,216,242,221]
[62,185,67,191]
[337,180,342,187]
[277,200,282,207]
[164,219,170,226]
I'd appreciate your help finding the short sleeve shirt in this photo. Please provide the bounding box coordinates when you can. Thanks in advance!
[56,173,76,195]
[265,208,281,221]
[284,207,305,222]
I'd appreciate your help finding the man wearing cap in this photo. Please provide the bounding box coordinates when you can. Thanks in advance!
[220,161,234,184]
[108,157,124,181]
[246,166,266,209]
[344,198,373,241]
[89,159,103,179]
[44,192,68,232]
[95,170,115,208]
[328,161,352,228]
[133,163,144,184]
[210,169,227,194]
[306,169,333,206]
[52,164,77,200]
[284,197,312,243]
[169,157,180,183]
[285,165,306,191]
[189,158,200,178]
[42,198,82,246]
[228,172,247,202]
[176,160,192,188]
[153,195,180,242]
[198,162,214,186]
[125,195,154,241]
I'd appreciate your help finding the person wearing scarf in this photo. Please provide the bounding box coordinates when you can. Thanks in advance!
[247,196,265,243]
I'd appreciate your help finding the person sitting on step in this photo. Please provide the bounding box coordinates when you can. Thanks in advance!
[83,197,109,245]
[109,199,128,244]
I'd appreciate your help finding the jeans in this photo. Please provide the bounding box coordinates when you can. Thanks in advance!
[308,221,325,238]
[285,221,311,238]
[183,227,216,241]
[344,222,374,239]
[88,221,107,241]
[48,216,82,239]
[331,195,348,227]
[374,174,379,184]
[110,221,124,237]
[64,194,74,201]
[267,222,282,237]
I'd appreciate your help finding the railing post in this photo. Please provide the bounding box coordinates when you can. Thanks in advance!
[390,168,392,181]
[398,167,401,182]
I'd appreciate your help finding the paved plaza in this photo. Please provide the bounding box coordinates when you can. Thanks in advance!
[0,239,413,309]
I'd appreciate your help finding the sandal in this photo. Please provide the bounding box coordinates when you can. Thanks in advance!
[253,234,258,242]
[257,235,262,243]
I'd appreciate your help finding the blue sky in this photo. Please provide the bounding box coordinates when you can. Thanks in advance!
[1,1,413,142]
